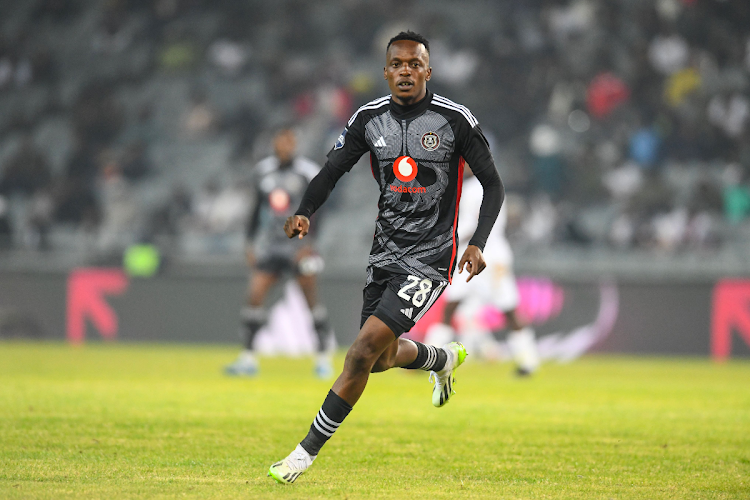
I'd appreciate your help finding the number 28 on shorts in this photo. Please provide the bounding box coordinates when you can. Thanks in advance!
[397,275,434,307]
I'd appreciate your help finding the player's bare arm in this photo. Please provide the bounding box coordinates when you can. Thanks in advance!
[457,244,486,282]
[284,215,309,239]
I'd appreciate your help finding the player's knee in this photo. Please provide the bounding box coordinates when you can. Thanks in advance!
[370,353,393,373]
[344,339,380,374]
[298,254,324,276]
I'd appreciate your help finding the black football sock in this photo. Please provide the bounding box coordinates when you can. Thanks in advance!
[240,306,267,350]
[402,340,447,371]
[311,305,332,353]
[299,389,352,456]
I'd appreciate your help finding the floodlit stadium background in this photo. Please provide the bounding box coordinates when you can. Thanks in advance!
[0,0,749,359]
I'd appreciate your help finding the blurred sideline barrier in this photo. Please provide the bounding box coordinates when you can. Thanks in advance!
[0,268,748,360]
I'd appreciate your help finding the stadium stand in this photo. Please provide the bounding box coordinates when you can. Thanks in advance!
[0,0,748,275]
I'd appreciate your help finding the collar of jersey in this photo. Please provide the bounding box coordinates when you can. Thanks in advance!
[389,88,433,121]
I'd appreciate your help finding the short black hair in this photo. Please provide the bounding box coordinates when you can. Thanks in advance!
[387,31,430,54]
[274,126,295,136]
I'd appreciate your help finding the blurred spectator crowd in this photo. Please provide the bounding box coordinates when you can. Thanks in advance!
[0,0,749,266]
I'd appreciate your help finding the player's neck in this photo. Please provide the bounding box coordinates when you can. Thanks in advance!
[390,88,431,120]
[392,86,427,106]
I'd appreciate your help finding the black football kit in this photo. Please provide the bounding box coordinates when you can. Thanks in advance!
[295,89,504,336]
[247,155,320,274]
[236,154,333,359]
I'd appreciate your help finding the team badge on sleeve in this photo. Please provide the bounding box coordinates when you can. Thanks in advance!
[421,132,440,151]
[334,128,348,150]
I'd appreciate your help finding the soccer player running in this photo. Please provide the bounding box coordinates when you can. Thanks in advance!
[225,128,335,379]
[425,165,540,376]
[269,31,504,484]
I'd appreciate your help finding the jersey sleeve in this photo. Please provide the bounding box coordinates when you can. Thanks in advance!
[245,184,262,241]
[456,118,504,251]
[295,114,370,218]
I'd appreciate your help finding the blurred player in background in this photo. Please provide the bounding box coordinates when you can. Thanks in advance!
[425,165,539,376]
[268,31,504,485]
[224,128,335,379]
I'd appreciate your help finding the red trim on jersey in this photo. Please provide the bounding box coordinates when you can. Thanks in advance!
[371,153,381,215]
[448,157,465,284]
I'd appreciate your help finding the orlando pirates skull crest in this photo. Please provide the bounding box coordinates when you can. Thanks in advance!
[420,131,440,151]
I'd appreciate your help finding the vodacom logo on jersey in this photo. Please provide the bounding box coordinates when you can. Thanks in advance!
[393,156,418,182]
[269,188,290,213]
[391,156,425,193]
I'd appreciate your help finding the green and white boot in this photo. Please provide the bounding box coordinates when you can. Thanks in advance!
[268,444,315,484]
[429,342,468,407]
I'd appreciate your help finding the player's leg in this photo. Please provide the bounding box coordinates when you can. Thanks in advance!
[296,271,335,379]
[504,307,539,376]
[425,264,475,347]
[268,275,459,484]
[330,315,400,404]
[268,315,396,484]
[370,336,416,372]
[492,268,539,376]
[368,276,467,407]
[424,299,460,347]
[368,331,466,409]
[225,268,279,376]
[443,300,460,324]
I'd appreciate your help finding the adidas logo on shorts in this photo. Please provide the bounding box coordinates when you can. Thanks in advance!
[400,307,413,319]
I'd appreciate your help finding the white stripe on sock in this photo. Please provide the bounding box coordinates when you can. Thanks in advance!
[313,417,335,437]
[423,345,438,370]
[318,409,341,429]
[421,346,431,369]
[315,415,336,434]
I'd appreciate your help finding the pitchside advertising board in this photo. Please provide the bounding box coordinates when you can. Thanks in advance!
[0,269,749,359]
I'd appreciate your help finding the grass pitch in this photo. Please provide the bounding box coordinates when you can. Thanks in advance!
[0,342,748,499]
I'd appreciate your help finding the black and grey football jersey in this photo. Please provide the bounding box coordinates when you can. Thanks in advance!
[247,156,320,259]
[296,89,503,283]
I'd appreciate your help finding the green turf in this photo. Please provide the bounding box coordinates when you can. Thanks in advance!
[0,342,748,499]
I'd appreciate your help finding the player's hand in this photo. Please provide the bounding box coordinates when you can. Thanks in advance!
[457,245,486,282]
[284,215,310,239]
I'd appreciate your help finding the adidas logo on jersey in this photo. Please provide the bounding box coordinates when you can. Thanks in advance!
[374,136,387,148]
[400,307,413,319]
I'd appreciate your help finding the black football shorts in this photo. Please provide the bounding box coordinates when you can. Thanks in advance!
[255,253,324,276]
[360,267,448,337]
[255,254,298,275]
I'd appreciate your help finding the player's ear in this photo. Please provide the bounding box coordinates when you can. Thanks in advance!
[384,67,387,80]
[425,66,432,81]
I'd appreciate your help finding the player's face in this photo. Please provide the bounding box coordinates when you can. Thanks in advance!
[384,40,431,106]
[274,130,296,163]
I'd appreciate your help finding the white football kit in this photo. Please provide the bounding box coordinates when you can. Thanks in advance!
[446,175,519,311]
[428,173,539,374]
